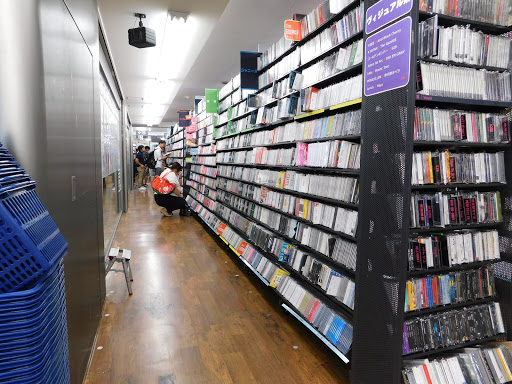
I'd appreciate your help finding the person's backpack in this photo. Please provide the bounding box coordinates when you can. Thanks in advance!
[147,150,157,169]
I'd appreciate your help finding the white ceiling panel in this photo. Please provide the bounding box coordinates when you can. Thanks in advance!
[98,0,230,126]
[99,0,325,126]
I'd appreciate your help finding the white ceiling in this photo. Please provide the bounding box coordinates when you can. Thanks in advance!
[99,0,319,127]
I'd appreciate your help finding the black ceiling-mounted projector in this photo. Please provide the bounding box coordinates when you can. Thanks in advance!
[128,13,156,48]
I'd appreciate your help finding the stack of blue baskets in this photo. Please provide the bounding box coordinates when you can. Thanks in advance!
[0,143,70,383]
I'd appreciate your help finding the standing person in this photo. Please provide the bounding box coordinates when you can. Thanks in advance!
[154,140,169,176]
[135,145,146,190]
[154,162,188,216]
[133,147,138,187]
[143,145,151,186]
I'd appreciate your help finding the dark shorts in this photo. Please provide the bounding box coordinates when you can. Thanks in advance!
[154,194,187,213]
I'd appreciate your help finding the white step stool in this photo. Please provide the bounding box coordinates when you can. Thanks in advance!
[106,248,133,295]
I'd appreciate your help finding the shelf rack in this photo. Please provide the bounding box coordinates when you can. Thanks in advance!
[351,2,512,383]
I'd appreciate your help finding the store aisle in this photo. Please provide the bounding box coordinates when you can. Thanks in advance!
[84,190,350,384]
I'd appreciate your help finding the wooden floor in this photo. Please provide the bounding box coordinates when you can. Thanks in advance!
[84,189,351,384]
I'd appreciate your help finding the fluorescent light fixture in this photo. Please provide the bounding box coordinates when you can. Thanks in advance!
[168,11,189,23]
[141,9,196,126]
[155,11,195,82]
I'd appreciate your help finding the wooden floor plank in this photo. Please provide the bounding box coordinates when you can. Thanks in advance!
[84,189,351,384]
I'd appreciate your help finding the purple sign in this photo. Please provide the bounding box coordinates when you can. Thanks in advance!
[364,17,411,97]
[366,0,413,35]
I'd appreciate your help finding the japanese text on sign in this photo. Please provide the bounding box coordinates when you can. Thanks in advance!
[364,17,411,96]
[284,20,302,41]
[366,0,412,35]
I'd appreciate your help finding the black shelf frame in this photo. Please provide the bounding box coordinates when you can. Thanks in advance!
[410,222,502,234]
[215,117,296,140]
[302,63,363,91]
[214,110,253,129]
[419,58,511,73]
[193,153,217,157]
[191,196,351,361]
[275,292,352,362]
[217,174,359,210]
[216,162,360,176]
[418,11,511,35]
[413,141,511,149]
[186,178,217,191]
[188,185,217,201]
[170,137,185,145]
[196,142,215,147]
[188,191,216,209]
[215,198,357,277]
[184,1,512,379]
[353,2,512,381]
[217,186,358,242]
[216,135,361,153]
[415,94,512,109]
[402,334,506,360]
[190,197,353,362]
[190,162,217,168]
[411,182,507,191]
[218,96,248,115]
[214,202,355,318]
[256,31,364,95]
[257,0,361,74]
[219,85,240,103]
[407,258,502,277]
[404,295,497,319]
[189,169,216,180]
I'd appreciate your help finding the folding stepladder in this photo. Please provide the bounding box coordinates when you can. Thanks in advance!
[106,248,133,295]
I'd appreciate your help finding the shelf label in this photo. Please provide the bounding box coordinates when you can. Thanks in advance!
[237,241,249,255]
[366,0,413,35]
[294,108,325,120]
[228,245,239,255]
[330,98,363,111]
[178,110,191,127]
[216,223,227,235]
[219,236,228,244]
[364,17,411,97]
[284,20,302,41]
[270,268,290,288]
[241,51,261,90]
[205,89,219,114]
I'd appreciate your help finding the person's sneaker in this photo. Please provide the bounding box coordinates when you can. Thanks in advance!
[138,186,146,191]
[160,208,173,217]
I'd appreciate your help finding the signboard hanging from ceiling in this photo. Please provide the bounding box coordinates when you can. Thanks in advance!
[284,20,302,41]
[205,89,219,114]
[178,110,191,127]
[240,51,261,90]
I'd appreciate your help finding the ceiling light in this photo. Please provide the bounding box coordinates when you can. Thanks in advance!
[168,11,189,23]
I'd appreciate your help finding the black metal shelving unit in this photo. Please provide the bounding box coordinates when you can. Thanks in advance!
[351,2,512,383]
[184,1,512,380]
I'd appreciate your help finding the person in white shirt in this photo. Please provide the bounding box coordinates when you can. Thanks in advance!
[154,140,169,176]
[154,162,187,217]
